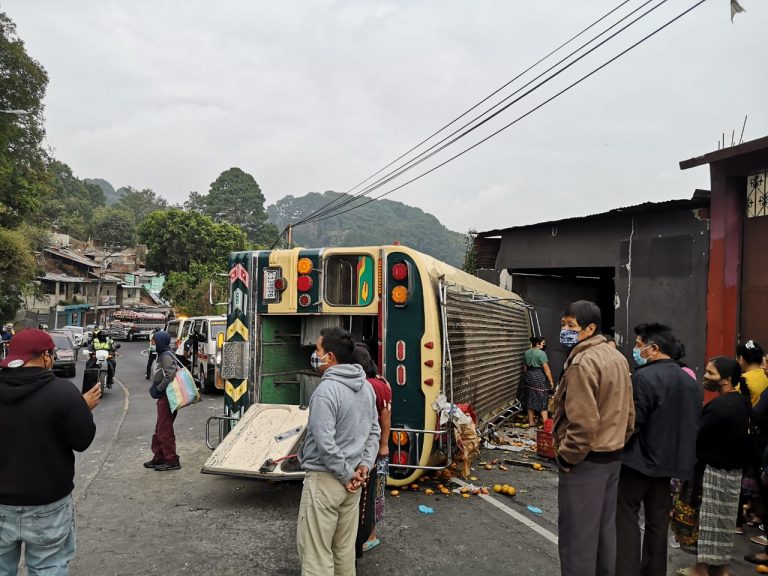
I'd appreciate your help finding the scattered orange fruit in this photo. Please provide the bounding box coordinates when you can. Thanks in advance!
[424,488,435,496]
[756,566,768,574]
[462,493,470,499]
[493,484,502,493]
[532,463,543,471]
[390,490,400,497]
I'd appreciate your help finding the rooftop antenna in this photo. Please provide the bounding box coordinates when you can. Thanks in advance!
[739,115,747,144]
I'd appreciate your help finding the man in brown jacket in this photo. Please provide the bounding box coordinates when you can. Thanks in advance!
[554,300,634,576]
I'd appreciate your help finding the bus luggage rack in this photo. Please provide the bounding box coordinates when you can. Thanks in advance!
[389,426,453,471]
[205,414,239,450]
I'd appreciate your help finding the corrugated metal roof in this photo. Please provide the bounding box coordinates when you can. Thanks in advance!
[38,273,89,283]
[43,247,100,268]
[477,192,710,238]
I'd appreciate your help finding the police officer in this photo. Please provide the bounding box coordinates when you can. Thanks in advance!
[83,329,117,393]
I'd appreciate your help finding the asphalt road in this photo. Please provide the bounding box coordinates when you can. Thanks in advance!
[60,341,761,576]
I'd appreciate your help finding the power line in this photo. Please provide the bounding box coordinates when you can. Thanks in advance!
[289,0,635,228]
[303,0,710,226]
[297,0,664,227]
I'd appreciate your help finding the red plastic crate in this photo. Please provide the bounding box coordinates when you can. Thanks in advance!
[536,430,556,460]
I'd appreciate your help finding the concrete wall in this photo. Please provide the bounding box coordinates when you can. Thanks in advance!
[488,205,710,376]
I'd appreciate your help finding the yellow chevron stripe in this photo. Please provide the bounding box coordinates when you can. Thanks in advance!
[226,318,249,341]
[225,380,248,403]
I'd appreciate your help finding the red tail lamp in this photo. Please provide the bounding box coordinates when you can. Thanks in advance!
[274,278,287,291]
[296,275,313,292]
[391,450,409,466]
[298,294,311,307]
[391,262,408,281]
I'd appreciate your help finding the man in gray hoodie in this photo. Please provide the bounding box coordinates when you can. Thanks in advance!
[297,327,380,576]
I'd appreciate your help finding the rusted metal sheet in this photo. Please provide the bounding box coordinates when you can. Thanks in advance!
[444,290,529,422]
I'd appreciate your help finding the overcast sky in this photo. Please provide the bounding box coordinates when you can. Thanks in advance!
[3,0,766,232]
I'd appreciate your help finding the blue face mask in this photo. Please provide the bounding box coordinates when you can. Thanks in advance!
[633,345,652,366]
[560,329,580,348]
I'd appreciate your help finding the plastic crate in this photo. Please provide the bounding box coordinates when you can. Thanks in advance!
[536,430,556,460]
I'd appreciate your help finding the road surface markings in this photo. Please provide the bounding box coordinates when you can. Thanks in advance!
[453,478,559,545]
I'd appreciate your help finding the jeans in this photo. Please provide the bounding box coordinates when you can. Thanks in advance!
[0,494,76,576]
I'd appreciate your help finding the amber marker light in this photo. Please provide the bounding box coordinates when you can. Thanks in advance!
[391,285,408,305]
[297,258,313,275]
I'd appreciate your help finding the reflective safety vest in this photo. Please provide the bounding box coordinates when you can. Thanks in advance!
[93,339,112,351]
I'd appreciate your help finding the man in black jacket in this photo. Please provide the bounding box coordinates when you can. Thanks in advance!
[0,329,96,575]
[616,323,703,576]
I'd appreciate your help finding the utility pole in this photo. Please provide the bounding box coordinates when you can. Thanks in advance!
[92,246,120,327]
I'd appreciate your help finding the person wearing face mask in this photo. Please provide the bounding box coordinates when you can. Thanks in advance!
[553,300,635,576]
[616,323,702,576]
[674,357,751,576]
[0,329,97,574]
[296,327,380,576]
[523,336,555,427]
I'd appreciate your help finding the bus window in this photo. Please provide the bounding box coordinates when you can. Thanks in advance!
[324,255,374,307]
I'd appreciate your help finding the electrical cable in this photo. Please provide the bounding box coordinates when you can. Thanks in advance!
[288,0,636,227]
[297,0,667,226]
[302,0,709,226]
[294,0,668,226]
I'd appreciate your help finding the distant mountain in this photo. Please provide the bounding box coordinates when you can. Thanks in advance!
[267,192,466,267]
[85,178,124,205]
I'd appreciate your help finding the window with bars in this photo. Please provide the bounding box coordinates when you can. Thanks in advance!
[747,171,768,218]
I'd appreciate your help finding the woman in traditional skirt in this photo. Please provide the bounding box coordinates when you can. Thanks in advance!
[353,344,392,557]
[523,337,555,427]
[677,357,751,576]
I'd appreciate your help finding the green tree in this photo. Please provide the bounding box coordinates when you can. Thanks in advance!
[161,263,225,316]
[192,167,278,245]
[114,186,167,223]
[0,12,50,228]
[43,160,106,239]
[91,206,136,247]
[137,208,247,275]
[0,226,42,320]
[462,229,478,275]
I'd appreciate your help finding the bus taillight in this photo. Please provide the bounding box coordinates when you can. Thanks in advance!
[391,430,409,446]
[391,450,409,466]
[297,258,313,275]
[391,262,408,281]
[296,275,313,292]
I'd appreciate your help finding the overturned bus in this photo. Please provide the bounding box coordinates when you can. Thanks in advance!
[203,245,536,486]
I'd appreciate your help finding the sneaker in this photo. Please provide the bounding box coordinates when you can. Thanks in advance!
[154,461,181,471]
[106,382,113,389]
[143,459,163,469]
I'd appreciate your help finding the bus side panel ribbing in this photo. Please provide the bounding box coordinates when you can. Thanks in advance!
[444,290,529,422]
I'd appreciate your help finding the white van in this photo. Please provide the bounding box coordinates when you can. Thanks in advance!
[176,315,226,393]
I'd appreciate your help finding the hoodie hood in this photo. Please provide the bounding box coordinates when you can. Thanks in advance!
[0,367,54,404]
[153,331,172,355]
[322,363,366,392]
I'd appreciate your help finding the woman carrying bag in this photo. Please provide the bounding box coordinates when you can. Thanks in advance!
[144,331,181,472]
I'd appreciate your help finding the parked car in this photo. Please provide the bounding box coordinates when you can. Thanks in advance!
[50,332,76,377]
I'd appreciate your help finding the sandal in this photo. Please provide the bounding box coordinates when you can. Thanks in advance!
[745,553,768,565]
[362,538,380,552]
[751,535,768,546]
